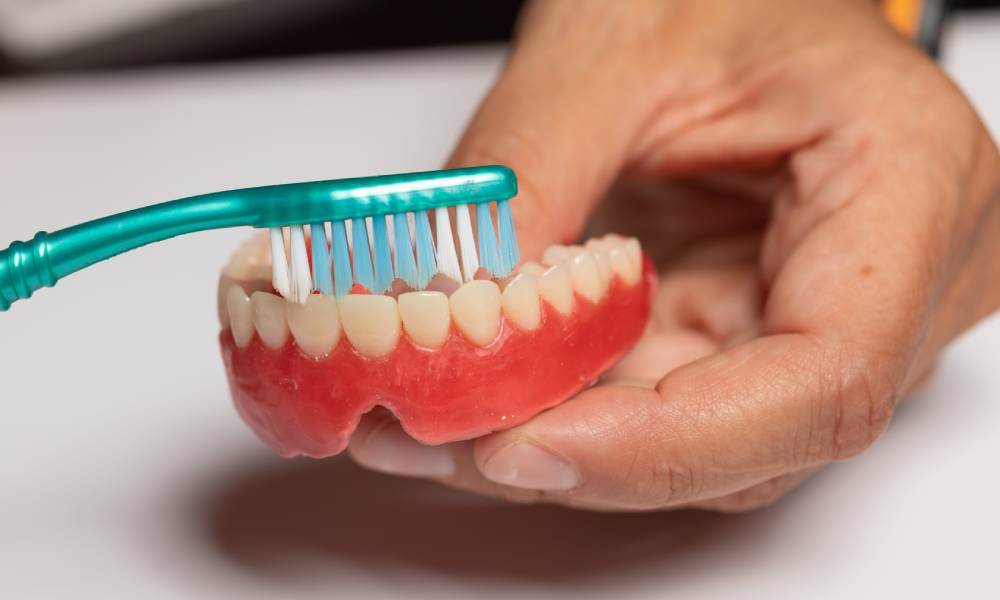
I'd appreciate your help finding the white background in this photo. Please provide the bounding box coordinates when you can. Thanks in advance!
[1,13,999,600]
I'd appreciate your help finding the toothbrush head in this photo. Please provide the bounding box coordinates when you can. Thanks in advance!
[267,166,521,303]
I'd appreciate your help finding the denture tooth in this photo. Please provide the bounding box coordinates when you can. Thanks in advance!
[609,245,641,285]
[603,233,627,247]
[623,237,642,271]
[538,263,574,315]
[339,294,401,358]
[568,251,604,303]
[584,240,613,284]
[592,250,612,290]
[226,286,255,348]
[449,280,502,347]
[541,244,572,266]
[286,295,341,358]
[501,273,542,331]
[251,291,289,349]
[519,261,547,276]
[585,238,610,253]
[398,291,451,349]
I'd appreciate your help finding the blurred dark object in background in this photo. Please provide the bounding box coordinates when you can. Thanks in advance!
[0,0,995,77]
[0,0,523,76]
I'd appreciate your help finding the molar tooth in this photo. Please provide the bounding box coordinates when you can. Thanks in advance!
[449,280,502,347]
[398,291,451,349]
[603,233,627,247]
[538,263,574,315]
[339,294,401,358]
[592,250,612,289]
[501,273,541,331]
[585,238,611,253]
[519,261,547,276]
[609,246,641,285]
[287,295,341,358]
[568,251,604,303]
[226,286,254,348]
[251,291,289,349]
[623,237,642,271]
[541,245,572,266]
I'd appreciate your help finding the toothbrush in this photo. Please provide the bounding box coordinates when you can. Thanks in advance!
[0,165,519,311]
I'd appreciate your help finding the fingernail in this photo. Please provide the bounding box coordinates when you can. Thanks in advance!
[481,442,579,491]
[351,422,455,478]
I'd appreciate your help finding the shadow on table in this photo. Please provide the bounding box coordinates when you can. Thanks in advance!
[195,455,750,584]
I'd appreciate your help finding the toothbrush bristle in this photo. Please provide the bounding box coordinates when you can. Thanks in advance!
[330,220,353,298]
[454,203,480,282]
[434,206,463,283]
[269,227,291,298]
[268,182,518,301]
[393,212,419,289]
[309,223,333,296]
[288,225,313,303]
[351,218,375,291]
[372,215,394,294]
[476,203,502,277]
[496,199,520,275]
[413,210,437,289]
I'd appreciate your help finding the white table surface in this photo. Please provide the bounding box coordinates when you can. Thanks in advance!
[2,14,999,599]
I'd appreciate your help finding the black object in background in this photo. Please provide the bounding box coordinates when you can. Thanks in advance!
[0,0,995,77]
[0,0,523,76]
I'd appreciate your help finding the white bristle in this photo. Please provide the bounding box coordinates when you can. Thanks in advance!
[434,206,463,282]
[454,203,479,282]
[288,225,312,303]
[269,227,291,298]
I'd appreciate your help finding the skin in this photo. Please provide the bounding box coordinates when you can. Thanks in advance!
[349,0,1000,512]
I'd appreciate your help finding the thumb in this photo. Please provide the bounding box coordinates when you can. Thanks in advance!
[445,3,649,258]
[471,335,891,510]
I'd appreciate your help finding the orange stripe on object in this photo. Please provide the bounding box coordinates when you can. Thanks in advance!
[882,0,922,37]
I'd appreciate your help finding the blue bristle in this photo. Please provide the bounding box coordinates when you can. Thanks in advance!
[392,212,418,289]
[413,210,437,289]
[372,215,394,294]
[496,198,520,276]
[351,218,375,291]
[330,220,353,298]
[476,202,502,277]
[309,223,333,295]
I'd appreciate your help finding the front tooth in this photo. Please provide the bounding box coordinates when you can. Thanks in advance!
[609,245,641,285]
[519,261,547,276]
[251,291,289,349]
[568,251,604,303]
[541,245,571,266]
[538,263,574,315]
[501,273,542,331]
[226,286,254,348]
[339,294,401,358]
[398,291,451,349]
[286,295,341,358]
[450,280,502,347]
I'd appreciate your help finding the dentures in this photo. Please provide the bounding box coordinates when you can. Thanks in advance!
[218,234,654,458]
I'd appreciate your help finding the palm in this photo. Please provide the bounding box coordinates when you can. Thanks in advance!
[587,178,771,387]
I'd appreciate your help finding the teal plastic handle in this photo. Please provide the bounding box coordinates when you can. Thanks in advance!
[0,165,516,311]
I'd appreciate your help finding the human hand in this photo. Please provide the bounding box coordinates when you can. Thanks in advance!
[349,0,1000,511]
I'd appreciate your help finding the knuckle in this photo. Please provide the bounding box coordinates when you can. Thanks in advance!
[825,344,899,460]
[780,338,898,466]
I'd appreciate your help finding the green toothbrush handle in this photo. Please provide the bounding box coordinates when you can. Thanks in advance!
[1,234,56,311]
[0,194,256,311]
[0,165,516,311]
